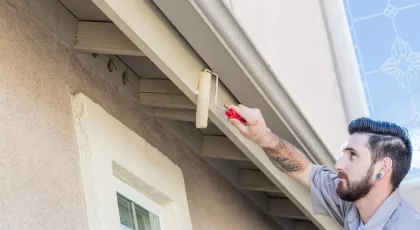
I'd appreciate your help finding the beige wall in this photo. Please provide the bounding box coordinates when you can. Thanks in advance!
[0,0,280,229]
[227,0,349,159]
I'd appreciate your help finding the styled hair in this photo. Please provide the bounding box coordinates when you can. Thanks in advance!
[348,117,412,190]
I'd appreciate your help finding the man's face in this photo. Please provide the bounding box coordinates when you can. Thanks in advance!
[334,133,376,202]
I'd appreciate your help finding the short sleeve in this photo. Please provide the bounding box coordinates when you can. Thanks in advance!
[309,165,351,225]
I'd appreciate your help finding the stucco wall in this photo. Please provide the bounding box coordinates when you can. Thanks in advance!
[227,0,349,159]
[0,0,279,229]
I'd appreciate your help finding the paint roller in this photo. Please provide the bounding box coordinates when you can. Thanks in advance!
[195,69,245,129]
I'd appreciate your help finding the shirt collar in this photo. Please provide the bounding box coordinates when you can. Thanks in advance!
[346,189,401,229]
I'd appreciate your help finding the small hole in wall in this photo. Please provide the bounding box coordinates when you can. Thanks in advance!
[92,53,98,58]
[122,71,129,85]
[108,59,116,72]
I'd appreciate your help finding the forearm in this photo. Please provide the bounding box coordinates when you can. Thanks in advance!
[259,131,313,187]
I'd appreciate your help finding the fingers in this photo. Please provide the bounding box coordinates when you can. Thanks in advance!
[225,103,265,126]
[228,118,248,134]
[225,104,251,121]
[224,103,238,110]
[225,103,247,110]
[237,105,259,125]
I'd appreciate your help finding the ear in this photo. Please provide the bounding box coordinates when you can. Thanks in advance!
[376,157,393,180]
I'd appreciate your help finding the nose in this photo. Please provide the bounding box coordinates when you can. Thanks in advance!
[334,157,345,172]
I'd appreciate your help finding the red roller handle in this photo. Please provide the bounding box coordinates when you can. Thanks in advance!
[225,108,246,123]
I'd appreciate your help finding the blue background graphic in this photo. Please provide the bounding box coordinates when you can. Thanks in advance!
[344,0,420,180]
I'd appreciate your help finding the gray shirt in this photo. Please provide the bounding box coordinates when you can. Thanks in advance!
[310,165,420,230]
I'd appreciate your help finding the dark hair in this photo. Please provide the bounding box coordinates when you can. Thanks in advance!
[348,117,412,190]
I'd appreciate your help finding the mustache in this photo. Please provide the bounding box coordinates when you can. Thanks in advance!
[333,171,348,180]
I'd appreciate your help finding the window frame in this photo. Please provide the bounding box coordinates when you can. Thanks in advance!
[71,93,193,230]
[115,177,165,230]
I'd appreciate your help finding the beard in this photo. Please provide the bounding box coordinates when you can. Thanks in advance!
[336,166,375,202]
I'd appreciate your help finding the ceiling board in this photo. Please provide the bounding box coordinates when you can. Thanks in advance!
[197,123,225,136]
[119,56,168,79]
[59,0,110,21]
[266,192,286,198]
[234,160,259,170]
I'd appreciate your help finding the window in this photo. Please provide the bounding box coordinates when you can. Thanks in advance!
[115,177,163,230]
[72,93,193,230]
[117,194,160,230]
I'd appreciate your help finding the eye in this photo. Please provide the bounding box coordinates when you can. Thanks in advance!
[350,151,356,158]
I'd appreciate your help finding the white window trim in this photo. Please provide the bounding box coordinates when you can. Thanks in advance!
[71,93,193,230]
[115,177,165,230]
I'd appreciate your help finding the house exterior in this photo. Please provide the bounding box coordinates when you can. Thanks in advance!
[1,0,417,230]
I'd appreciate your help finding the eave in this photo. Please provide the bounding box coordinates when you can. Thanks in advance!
[62,0,367,229]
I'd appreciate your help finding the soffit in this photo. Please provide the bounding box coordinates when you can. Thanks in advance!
[60,0,322,229]
[60,0,110,21]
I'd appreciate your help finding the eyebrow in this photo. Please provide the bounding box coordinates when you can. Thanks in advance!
[342,147,358,153]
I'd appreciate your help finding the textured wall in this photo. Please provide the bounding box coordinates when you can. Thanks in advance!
[0,0,88,229]
[0,0,279,229]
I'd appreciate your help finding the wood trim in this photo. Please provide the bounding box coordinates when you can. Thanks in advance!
[201,136,248,161]
[90,1,337,229]
[140,79,183,95]
[237,169,281,193]
[75,21,144,56]
[138,93,195,109]
[268,198,307,220]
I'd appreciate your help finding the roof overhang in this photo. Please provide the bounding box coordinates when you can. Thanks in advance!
[88,0,358,229]
[152,0,336,166]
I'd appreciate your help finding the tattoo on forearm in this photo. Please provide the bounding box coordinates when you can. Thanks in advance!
[270,156,301,172]
[261,136,306,172]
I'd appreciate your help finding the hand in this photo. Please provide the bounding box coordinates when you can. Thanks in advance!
[224,104,272,147]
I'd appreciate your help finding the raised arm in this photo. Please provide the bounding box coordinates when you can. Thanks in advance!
[225,104,313,188]
[226,104,352,223]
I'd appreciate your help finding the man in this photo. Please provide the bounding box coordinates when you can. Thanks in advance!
[225,104,420,229]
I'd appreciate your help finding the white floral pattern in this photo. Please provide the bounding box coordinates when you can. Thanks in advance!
[384,4,398,19]
[380,38,420,91]
[345,0,420,179]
